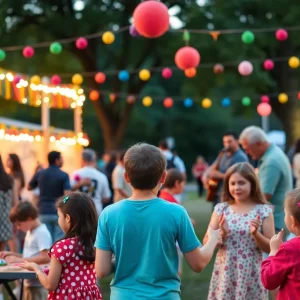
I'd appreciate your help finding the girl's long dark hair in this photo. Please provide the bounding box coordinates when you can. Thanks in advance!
[0,155,13,192]
[8,153,25,189]
[52,192,98,262]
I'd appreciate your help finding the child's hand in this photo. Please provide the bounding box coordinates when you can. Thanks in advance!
[208,226,222,245]
[250,215,261,235]
[219,213,229,240]
[20,261,39,272]
[270,229,284,255]
[0,251,11,259]
[6,256,24,264]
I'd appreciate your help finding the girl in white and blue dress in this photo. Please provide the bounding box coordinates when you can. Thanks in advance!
[203,162,275,300]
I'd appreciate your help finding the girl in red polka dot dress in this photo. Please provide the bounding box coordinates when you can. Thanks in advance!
[21,192,102,300]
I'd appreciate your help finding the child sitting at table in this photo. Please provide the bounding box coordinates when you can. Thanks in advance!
[0,201,52,300]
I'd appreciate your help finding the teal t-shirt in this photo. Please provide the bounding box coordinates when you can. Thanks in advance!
[258,144,293,230]
[95,198,201,300]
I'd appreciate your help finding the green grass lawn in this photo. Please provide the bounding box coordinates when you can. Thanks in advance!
[4,193,213,300]
[98,192,213,300]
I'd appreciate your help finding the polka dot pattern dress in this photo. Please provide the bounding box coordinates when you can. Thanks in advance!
[208,203,272,300]
[48,237,102,300]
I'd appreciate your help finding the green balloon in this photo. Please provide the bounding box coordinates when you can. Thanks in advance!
[0,49,6,61]
[241,31,255,44]
[50,42,62,54]
[242,96,251,106]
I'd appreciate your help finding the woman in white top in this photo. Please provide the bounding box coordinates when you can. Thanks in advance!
[293,139,300,188]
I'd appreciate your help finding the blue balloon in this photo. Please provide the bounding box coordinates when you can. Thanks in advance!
[221,97,231,107]
[184,98,193,107]
[118,70,130,81]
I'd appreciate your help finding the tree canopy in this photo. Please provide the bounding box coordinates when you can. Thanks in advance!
[0,0,299,173]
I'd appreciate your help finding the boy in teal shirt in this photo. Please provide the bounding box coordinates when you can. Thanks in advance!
[95,143,221,300]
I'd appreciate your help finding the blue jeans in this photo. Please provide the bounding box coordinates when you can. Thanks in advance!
[39,214,63,243]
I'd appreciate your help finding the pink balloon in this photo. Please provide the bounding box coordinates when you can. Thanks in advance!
[257,102,272,117]
[162,68,173,79]
[275,29,288,41]
[263,59,274,71]
[260,95,270,103]
[238,61,253,76]
[76,37,88,49]
[51,75,61,85]
[13,75,22,84]
[23,46,34,58]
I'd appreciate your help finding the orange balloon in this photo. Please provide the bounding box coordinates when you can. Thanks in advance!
[89,90,99,101]
[184,68,197,78]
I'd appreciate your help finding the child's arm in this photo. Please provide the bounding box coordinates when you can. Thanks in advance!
[0,251,22,259]
[184,227,221,273]
[20,255,62,292]
[251,214,275,253]
[95,249,115,278]
[203,211,227,245]
[261,230,289,290]
[6,250,50,264]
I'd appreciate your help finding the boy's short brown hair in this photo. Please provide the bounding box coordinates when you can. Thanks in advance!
[10,201,38,223]
[164,169,185,188]
[124,143,166,190]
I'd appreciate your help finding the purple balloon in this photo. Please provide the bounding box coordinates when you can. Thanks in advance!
[130,25,140,37]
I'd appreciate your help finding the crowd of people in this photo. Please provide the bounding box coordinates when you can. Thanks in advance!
[0,125,299,300]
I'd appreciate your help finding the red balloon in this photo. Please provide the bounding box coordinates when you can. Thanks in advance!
[23,46,34,58]
[260,95,270,103]
[164,97,173,108]
[162,68,172,79]
[51,75,61,85]
[298,92,300,100]
[275,29,288,41]
[76,37,88,49]
[263,59,274,71]
[175,46,200,70]
[133,1,169,38]
[257,103,272,117]
[95,72,106,84]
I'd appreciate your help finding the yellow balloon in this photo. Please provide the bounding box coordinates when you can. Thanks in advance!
[142,96,152,107]
[30,75,41,85]
[139,69,151,81]
[72,74,83,85]
[288,56,300,69]
[102,32,115,45]
[202,98,212,108]
[278,93,288,103]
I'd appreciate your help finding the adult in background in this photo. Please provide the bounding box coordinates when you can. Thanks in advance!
[292,139,300,188]
[71,149,111,215]
[112,150,132,202]
[27,151,70,242]
[0,155,18,251]
[158,140,186,175]
[192,156,208,197]
[103,152,117,208]
[6,153,26,253]
[6,153,25,200]
[202,131,248,207]
[239,126,293,233]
